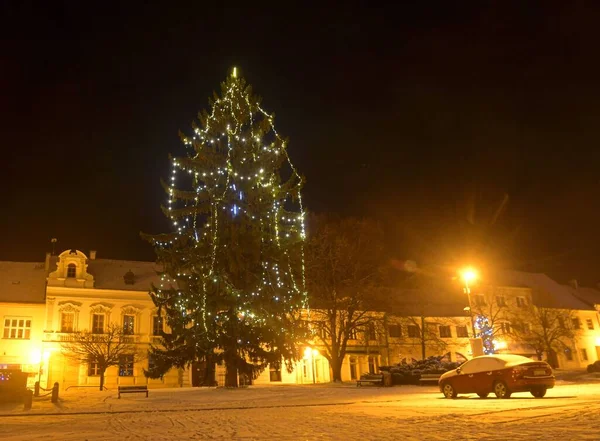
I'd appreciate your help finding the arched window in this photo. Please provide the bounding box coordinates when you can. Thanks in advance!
[67,263,76,278]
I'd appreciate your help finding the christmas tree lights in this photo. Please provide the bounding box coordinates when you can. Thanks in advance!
[143,68,307,387]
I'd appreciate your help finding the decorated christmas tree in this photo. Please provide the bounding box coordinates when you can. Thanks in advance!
[474,314,495,354]
[143,68,307,387]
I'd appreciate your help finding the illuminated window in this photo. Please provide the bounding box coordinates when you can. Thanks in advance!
[368,356,377,374]
[92,314,105,334]
[3,318,31,339]
[388,324,401,338]
[565,348,573,361]
[61,313,74,333]
[581,349,588,361]
[119,355,134,376]
[88,360,100,376]
[439,325,451,338]
[456,326,468,338]
[366,322,377,340]
[269,362,282,382]
[123,315,135,335]
[474,295,486,307]
[349,357,358,380]
[67,263,77,278]
[407,325,420,338]
[586,319,594,330]
[152,316,163,336]
[348,328,358,340]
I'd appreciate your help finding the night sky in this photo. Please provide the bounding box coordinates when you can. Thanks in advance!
[3,2,600,285]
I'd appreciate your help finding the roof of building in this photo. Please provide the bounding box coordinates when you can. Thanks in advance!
[491,270,595,310]
[0,261,47,303]
[86,259,162,292]
[564,286,600,307]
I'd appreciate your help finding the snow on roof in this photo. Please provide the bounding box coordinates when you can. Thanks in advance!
[86,259,162,292]
[565,286,600,308]
[0,261,47,303]
[492,270,595,311]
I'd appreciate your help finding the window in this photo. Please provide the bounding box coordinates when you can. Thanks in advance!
[349,357,358,380]
[456,326,468,338]
[88,360,100,376]
[516,297,527,307]
[572,318,581,329]
[496,296,506,307]
[368,356,377,374]
[500,322,511,334]
[439,325,451,338]
[67,263,77,278]
[366,322,377,340]
[152,316,163,336]
[123,315,135,335]
[61,313,74,333]
[269,362,282,382]
[92,314,105,334]
[407,325,420,338]
[565,348,573,361]
[586,319,594,330]
[119,355,134,376]
[348,327,358,340]
[474,295,486,307]
[388,324,401,338]
[3,318,31,339]
[148,355,157,373]
[581,349,589,361]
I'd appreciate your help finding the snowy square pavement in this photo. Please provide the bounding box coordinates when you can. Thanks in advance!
[1,382,599,440]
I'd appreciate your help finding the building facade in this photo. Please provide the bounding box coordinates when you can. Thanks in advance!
[2,252,600,391]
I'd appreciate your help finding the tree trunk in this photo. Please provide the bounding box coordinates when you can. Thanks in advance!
[330,357,343,382]
[99,369,106,391]
[225,362,238,388]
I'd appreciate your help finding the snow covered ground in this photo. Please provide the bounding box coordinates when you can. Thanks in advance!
[1,382,599,440]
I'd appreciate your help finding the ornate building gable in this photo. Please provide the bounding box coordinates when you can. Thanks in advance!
[47,249,95,288]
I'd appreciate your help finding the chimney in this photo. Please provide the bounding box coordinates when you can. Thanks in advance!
[45,252,51,273]
[89,250,97,260]
[568,279,578,290]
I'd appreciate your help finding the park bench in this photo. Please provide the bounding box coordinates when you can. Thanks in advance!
[118,385,148,399]
[356,374,383,387]
[418,374,442,385]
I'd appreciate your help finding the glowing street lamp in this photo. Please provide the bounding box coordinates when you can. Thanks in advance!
[460,268,478,343]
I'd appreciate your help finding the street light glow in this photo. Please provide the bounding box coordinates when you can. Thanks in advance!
[461,268,477,284]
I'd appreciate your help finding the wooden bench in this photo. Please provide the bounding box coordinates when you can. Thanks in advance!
[356,375,383,387]
[118,385,148,399]
[418,374,442,385]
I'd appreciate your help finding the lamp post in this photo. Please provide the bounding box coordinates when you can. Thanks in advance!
[461,268,484,357]
[461,269,477,338]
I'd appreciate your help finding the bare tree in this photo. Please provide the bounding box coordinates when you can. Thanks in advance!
[305,215,386,382]
[509,305,580,368]
[390,315,462,360]
[61,323,146,391]
[469,290,508,354]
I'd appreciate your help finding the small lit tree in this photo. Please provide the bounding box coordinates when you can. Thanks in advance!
[61,323,145,391]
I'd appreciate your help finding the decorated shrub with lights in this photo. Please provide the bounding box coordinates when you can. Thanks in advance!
[144,69,307,387]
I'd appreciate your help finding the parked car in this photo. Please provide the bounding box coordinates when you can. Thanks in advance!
[587,361,600,373]
[438,354,555,399]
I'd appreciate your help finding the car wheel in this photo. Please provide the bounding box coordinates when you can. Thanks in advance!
[477,392,489,398]
[531,388,547,398]
[442,382,457,399]
[494,381,512,399]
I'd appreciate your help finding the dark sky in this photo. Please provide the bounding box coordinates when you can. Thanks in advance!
[3,2,600,285]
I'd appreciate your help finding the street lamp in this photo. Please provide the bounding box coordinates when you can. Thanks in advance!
[461,268,477,338]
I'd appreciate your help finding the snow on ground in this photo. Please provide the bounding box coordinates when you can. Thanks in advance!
[1,382,599,440]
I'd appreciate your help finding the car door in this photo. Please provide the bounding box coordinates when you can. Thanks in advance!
[453,359,482,393]
[473,358,502,394]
